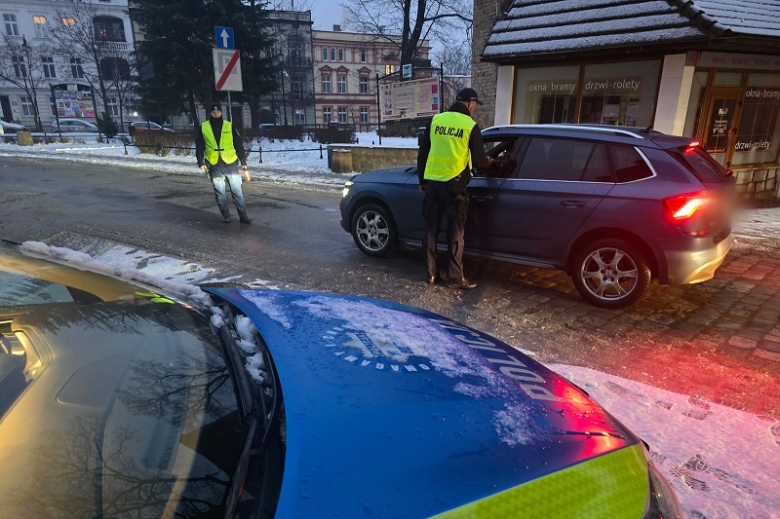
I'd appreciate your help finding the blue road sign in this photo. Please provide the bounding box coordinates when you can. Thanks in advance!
[215,26,234,49]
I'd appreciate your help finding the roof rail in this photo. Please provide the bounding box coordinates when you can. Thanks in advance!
[483,124,646,139]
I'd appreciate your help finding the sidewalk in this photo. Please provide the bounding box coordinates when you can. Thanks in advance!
[2,139,779,242]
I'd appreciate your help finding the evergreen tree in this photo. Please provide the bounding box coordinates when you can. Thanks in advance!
[130,0,278,129]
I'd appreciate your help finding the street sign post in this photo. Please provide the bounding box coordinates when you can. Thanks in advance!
[214,26,234,49]
[402,63,412,79]
[213,48,243,92]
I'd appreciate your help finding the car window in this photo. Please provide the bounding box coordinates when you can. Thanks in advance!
[515,137,601,181]
[475,137,518,179]
[610,145,654,183]
[581,144,613,182]
[673,147,732,183]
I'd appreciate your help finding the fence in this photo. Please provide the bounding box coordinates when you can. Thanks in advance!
[121,140,326,163]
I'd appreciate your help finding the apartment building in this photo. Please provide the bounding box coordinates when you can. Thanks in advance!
[0,0,134,130]
[312,27,430,130]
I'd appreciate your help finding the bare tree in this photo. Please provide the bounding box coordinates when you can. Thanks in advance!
[267,0,315,10]
[434,44,471,76]
[341,0,472,69]
[48,1,131,119]
[0,36,51,131]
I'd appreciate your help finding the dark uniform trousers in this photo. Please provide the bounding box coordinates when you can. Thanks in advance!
[423,173,470,281]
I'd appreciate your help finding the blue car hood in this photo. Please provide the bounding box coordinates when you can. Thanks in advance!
[205,289,639,518]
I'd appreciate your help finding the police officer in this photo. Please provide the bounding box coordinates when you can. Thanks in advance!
[195,101,252,224]
[417,88,494,289]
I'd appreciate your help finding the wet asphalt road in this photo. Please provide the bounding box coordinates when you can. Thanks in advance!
[2,156,779,419]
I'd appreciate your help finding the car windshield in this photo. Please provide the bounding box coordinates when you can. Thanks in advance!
[0,251,249,518]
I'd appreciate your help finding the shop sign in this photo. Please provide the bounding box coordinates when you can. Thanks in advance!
[696,52,780,71]
[526,79,577,95]
[583,77,641,94]
[734,87,780,152]
[704,99,736,154]
[380,77,439,121]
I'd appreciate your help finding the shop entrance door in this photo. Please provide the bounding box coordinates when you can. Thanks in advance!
[698,87,741,167]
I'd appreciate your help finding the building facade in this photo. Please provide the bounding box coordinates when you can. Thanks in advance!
[312,27,431,131]
[476,0,780,198]
[260,9,315,128]
[0,0,134,131]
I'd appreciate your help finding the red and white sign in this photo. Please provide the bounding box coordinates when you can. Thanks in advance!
[213,48,243,92]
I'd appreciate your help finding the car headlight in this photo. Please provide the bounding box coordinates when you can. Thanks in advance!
[644,459,683,519]
[342,180,354,198]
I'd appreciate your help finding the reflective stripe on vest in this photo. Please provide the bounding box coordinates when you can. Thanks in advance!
[201,120,238,165]
[423,111,476,182]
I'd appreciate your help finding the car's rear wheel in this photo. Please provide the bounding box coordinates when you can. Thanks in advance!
[351,203,396,257]
[571,239,651,309]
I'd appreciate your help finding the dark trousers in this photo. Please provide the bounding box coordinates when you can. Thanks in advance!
[423,180,468,281]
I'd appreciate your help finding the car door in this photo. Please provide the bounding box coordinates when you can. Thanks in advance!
[464,136,521,252]
[398,136,520,249]
[490,137,614,261]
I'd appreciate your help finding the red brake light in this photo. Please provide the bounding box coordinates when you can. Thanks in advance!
[664,192,708,220]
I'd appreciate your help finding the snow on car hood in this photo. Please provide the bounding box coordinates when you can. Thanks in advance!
[205,288,641,518]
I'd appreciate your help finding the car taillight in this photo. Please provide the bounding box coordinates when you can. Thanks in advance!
[663,192,708,220]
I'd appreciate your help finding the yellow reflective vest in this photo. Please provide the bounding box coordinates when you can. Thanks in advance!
[201,120,238,165]
[423,111,476,182]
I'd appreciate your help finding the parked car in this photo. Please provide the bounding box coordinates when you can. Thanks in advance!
[50,119,99,133]
[128,121,175,136]
[0,119,27,133]
[0,239,681,518]
[340,124,736,309]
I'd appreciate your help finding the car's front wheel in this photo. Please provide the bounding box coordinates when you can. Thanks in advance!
[351,203,396,257]
[571,239,651,309]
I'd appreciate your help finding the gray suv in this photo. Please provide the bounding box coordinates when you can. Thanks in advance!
[339,125,736,309]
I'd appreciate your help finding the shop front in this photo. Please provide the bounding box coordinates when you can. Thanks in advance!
[507,52,780,197]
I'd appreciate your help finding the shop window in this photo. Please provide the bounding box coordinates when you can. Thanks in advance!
[513,65,578,124]
[580,61,660,127]
[713,71,742,87]
[684,71,709,137]
[732,73,780,166]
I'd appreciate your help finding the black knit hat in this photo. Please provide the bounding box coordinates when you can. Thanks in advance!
[455,87,483,105]
[208,101,222,112]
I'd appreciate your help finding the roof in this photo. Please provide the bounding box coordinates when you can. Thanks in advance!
[482,0,780,63]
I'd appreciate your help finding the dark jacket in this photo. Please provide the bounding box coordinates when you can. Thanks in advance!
[195,117,248,168]
[416,102,490,187]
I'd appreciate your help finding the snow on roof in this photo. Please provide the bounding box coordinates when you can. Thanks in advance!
[483,0,780,60]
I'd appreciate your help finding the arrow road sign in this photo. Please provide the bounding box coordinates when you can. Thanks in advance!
[213,48,243,92]
[214,26,234,49]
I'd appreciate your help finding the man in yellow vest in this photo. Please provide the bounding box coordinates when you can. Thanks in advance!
[195,101,252,224]
[417,88,495,289]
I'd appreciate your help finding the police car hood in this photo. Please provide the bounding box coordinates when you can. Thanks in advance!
[205,289,644,518]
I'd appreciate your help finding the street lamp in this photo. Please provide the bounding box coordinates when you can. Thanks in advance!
[279,53,288,126]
